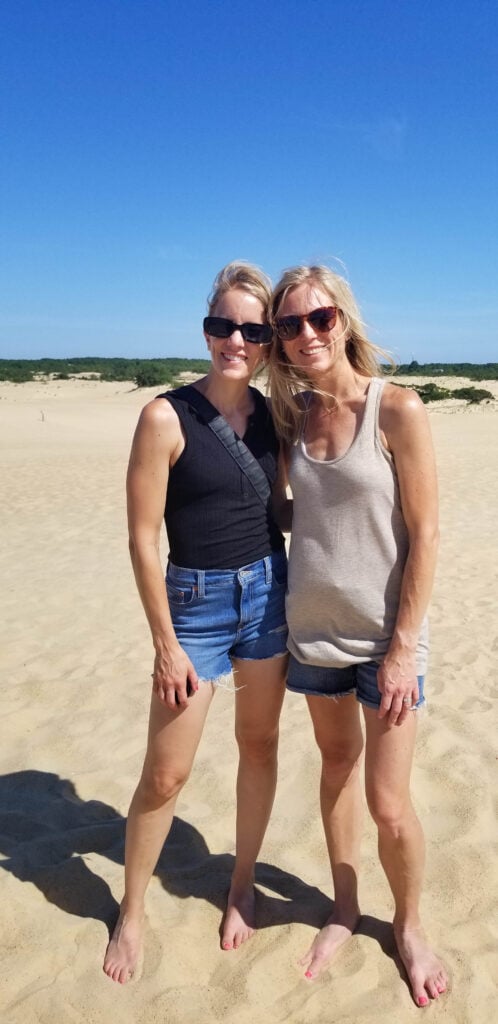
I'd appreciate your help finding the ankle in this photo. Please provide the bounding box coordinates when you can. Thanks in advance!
[120,897,145,921]
[393,915,422,937]
[332,900,360,921]
[229,873,255,894]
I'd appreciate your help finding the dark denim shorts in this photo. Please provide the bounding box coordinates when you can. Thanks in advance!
[287,655,426,710]
[166,550,288,682]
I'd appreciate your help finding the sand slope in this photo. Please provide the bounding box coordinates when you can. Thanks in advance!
[0,379,497,1023]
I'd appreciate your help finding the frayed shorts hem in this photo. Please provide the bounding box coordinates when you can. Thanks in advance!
[287,655,426,710]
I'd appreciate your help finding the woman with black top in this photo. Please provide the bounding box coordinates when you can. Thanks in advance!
[104,262,288,984]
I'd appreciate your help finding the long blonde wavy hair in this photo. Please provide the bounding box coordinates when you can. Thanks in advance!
[268,265,393,443]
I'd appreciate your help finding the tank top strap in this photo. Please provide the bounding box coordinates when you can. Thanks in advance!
[359,376,384,447]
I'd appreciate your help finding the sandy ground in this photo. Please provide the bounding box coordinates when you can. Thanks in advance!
[0,376,497,1023]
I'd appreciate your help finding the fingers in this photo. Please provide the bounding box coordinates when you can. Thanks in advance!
[152,668,199,709]
[172,663,199,707]
[157,681,188,710]
[187,665,200,694]
[377,690,417,726]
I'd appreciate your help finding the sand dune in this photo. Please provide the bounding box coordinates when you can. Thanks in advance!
[1,378,497,1023]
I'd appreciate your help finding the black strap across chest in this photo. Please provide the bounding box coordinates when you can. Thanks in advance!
[172,385,272,509]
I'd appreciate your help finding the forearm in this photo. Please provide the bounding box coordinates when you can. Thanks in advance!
[387,530,439,659]
[129,538,178,652]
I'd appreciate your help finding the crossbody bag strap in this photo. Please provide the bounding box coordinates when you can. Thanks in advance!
[173,385,272,509]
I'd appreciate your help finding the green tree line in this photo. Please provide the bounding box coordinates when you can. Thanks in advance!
[394,361,498,381]
[1,358,497,402]
[0,357,211,386]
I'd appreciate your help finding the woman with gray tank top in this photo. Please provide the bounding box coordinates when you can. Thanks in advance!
[269,265,448,1008]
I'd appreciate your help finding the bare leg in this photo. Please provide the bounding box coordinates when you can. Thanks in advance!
[363,708,448,1006]
[221,655,287,950]
[103,683,214,983]
[298,694,364,979]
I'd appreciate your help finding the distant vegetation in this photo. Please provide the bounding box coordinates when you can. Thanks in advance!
[0,358,496,404]
[0,357,211,386]
[393,360,498,381]
[390,361,496,404]
[403,381,494,405]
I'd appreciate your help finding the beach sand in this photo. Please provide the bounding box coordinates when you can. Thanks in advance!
[1,377,497,1023]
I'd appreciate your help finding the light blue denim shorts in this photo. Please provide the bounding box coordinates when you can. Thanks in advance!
[166,550,288,682]
[287,655,426,710]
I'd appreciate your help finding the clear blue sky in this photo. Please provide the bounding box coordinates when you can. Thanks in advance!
[1,0,497,363]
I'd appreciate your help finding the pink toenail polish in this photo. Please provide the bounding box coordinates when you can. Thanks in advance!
[305,971,313,979]
[418,996,428,1006]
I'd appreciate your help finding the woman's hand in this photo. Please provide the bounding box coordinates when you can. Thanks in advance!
[152,643,199,710]
[377,654,419,727]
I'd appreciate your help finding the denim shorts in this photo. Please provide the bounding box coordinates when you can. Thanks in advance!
[287,655,426,710]
[165,550,288,682]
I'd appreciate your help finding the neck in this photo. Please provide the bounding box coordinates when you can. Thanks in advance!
[197,372,253,416]
[310,364,370,410]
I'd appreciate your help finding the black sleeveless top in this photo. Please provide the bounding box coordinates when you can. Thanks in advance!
[158,385,285,570]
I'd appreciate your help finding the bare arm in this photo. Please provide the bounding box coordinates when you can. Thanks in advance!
[127,398,198,709]
[377,385,439,725]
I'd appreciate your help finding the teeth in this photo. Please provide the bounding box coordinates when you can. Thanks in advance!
[223,353,246,361]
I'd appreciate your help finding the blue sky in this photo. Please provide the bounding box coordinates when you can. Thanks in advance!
[1,0,497,363]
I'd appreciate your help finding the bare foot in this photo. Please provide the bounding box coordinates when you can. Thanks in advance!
[395,925,448,1007]
[300,907,360,980]
[221,883,256,950]
[103,906,144,984]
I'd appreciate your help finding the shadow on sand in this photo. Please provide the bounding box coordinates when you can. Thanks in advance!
[0,769,397,965]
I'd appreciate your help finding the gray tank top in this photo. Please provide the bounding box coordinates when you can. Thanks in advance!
[286,377,429,672]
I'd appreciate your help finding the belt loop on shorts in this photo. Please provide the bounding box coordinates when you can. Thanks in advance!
[264,555,272,585]
[197,570,205,598]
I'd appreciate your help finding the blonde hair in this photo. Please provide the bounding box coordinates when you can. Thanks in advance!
[268,264,393,443]
[207,260,272,316]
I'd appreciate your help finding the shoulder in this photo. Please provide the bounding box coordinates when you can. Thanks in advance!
[379,381,433,457]
[379,381,427,430]
[138,395,181,427]
[132,396,184,455]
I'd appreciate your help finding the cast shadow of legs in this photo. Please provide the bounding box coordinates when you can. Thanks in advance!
[0,770,397,969]
[0,770,332,933]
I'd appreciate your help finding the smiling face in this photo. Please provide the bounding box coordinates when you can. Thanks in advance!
[275,282,347,379]
[204,288,267,381]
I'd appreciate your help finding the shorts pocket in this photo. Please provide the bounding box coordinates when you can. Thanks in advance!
[166,581,197,606]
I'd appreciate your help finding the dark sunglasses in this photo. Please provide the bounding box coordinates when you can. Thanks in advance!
[275,306,337,342]
[203,316,273,345]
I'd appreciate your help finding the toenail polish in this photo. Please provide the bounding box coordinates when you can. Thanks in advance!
[305,971,313,979]
[418,996,428,1006]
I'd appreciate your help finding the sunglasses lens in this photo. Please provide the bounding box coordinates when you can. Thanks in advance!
[241,323,272,345]
[204,318,272,344]
[203,317,233,338]
[308,307,337,332]
[276,316,300,341]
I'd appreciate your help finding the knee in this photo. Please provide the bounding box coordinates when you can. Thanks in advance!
[367,789,415,836]
[138,762,190,808]
[320,745,362,789]
[235,725,279,764]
